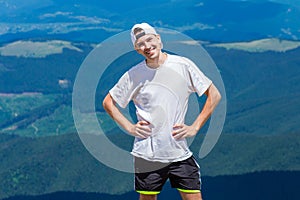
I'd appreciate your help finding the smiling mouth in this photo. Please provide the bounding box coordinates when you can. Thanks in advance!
[145,48,155,56]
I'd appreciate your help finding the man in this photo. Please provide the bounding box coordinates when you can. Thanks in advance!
[103,23,221,200]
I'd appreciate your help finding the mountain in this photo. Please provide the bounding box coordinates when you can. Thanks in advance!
[0,0,300,43]
[1,38,299,136]
[1,1,300,199]
[2,171,300,200]
[3,42,299,199]
[0,132,299,199]
[0,42,92,93]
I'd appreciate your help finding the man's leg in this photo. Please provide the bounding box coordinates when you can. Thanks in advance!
[169,156,202,200]
[139,194,158,200]
[179,191,202,200]
[135,157,169,200]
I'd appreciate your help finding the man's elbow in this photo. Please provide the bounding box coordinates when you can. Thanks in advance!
[209,84,222,106]
[215,88,222,104]
[102,94,113,113]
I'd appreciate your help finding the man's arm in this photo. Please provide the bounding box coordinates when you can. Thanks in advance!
[102,93,151,138]
[172,83,221,139]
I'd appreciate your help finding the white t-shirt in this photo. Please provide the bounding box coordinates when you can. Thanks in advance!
[109,54,212,163]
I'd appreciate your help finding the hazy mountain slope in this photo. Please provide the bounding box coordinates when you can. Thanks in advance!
[0,43,92,93]
[1,0,299,43]
[206,47,300,134]
[2,171,299,200]
[0,132,299,199]
[0,133,133,199]
[206,47,300,101]
[1,42,300,136]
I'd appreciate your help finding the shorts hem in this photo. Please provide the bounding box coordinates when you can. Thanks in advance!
[177,188,201,193]
[136,190,161,195]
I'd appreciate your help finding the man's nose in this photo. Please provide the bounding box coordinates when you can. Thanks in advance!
[144,42,151,48]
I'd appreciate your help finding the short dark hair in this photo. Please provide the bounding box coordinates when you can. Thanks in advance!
[133,27,144,35]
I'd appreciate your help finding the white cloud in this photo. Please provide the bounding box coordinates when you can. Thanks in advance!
[0,11,120,36]
[155,22,215,34]
[230,0,300,8]
[281,28,298,40]
[195,2,204,7]
[175,23,215,32]
[177,40,209,45]
[39,12,110,24]
[39,11,73,19]
[71,15,110,24]
[0,21,122,36]
[268,0,300,8]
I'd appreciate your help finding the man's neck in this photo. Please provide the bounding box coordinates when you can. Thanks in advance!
[146,52,167,69]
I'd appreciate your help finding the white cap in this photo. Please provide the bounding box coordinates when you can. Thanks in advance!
[130,23,158,45]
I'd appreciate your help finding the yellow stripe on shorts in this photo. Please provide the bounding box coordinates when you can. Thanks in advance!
[177,188,201,193]
[136,190,160,195]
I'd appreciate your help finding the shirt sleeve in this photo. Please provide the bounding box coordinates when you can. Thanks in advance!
[186,58,212,96]
[109,71,134,108]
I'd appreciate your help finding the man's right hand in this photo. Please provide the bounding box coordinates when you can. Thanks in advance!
[103,94,152,139]
[130,121,152,139]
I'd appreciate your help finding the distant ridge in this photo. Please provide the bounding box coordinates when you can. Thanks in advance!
[207,38,300,52]
[0,132,299,199]
[2,171,299,200]
[0,40,84,58]
[1,38,300,58]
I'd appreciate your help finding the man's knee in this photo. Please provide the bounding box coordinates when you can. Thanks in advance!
[179,191,202,200]
[139,194,157,200]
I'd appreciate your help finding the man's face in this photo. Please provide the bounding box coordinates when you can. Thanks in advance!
[134,32,162,60]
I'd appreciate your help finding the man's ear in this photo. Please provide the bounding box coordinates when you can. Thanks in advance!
[156,34,163,49]
[156,34,161,41]
[135,48,143,55]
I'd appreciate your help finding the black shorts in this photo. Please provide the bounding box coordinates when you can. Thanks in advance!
[134,156,201,195]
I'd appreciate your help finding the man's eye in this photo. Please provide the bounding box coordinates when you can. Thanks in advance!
[137,43,144,48]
